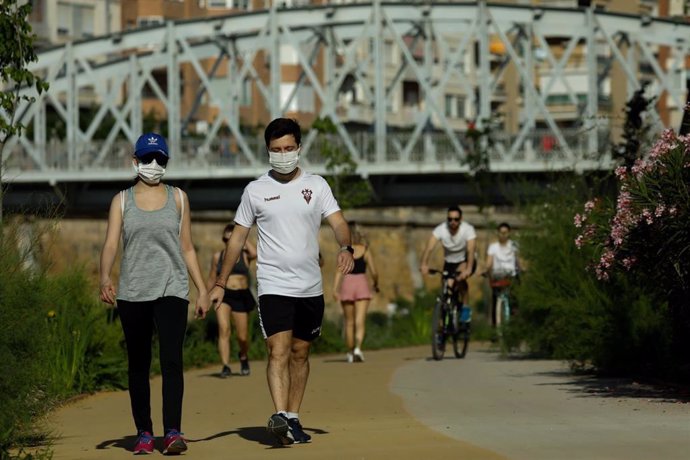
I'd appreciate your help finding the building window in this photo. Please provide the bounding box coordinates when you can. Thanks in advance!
[137,16,164,28]
[57,2,94,39]
[241,78,252,106]
[445,94,466,119]
[403,81,420,107]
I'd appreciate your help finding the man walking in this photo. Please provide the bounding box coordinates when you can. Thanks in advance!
[210,118,354,445]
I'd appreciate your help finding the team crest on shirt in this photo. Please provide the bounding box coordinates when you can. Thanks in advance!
[301,188,313,204]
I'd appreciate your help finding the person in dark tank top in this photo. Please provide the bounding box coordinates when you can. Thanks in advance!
[207,223,257,378]
[333,222,379,363]
[99,132,210,455]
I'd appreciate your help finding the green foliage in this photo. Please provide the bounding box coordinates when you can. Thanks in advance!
[0,0,48,144]
[611,83,656,168]
[312,117,372,209]
[0,219,127,455]
[0,224,51,455]
[577,129,690,292]
[511,177,672,375]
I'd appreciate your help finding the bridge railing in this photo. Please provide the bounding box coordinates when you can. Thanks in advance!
[3,126,618,182]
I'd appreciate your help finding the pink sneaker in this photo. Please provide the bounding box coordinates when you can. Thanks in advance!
[133,431,154,455]
[162,429,187,455]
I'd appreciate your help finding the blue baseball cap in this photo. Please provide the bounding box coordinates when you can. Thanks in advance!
[134,132,169,158]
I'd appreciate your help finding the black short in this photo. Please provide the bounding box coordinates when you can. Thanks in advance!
[221,288,256,313]
[258,294,325,341]
[443,259,477,276]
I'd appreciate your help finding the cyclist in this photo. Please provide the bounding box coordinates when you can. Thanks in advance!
[420,205,477,322]
[483,222,519,327]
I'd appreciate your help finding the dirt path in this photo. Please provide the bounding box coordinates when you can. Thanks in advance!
[47,346,503,459]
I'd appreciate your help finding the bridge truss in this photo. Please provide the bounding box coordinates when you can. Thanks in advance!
[2,1,690,185]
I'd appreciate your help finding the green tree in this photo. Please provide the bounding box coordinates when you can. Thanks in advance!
[312,116,372,209]
[0,0,49,222]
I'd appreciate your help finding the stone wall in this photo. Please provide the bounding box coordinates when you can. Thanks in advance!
[37,205,523,319]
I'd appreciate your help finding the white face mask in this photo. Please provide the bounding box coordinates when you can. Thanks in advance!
[268,148,300,174]
[133,159,166,184]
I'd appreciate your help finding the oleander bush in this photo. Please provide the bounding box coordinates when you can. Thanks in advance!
[509,177,673,376]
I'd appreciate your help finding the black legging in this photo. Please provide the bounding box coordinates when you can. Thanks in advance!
[117,296,188,435]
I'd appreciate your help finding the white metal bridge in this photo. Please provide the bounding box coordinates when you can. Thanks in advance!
[3,1,690,186]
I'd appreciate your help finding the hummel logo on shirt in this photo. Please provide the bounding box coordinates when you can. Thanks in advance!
[264,195,280,202]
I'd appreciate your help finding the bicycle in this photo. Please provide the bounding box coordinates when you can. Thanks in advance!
[429,269,470,360]
[491,277,512,328]
[485,272,515,350]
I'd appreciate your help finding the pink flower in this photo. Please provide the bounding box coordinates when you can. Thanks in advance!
[575,235,584,249]
[574,213,585,228]
[584,200,596,213]
[614,166,627,180]
[595,266,610,281]
[654,204,666,217]
[600,249,615,269]
[642,208,653,225]
[622,257,637,270]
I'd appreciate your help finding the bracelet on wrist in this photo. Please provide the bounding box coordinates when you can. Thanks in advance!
[214,281,226,289]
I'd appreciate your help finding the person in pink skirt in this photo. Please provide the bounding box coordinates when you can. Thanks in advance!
[333,223,379,362]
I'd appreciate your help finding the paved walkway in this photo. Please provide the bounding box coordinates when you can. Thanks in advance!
[47,344,690,459]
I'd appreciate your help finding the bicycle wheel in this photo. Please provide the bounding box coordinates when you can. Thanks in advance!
[431,299,446,360]
[503,295,511,323]
[453,311,470,359]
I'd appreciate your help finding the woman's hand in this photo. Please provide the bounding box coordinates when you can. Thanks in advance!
[99,278,116,305]
[195,291,211,319]
[209,285,225,312]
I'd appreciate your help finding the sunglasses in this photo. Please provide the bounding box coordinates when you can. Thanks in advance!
[447,217,461,222]
[138,152,169,167]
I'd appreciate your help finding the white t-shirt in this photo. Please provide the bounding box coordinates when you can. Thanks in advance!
[432,221,477,263]
[487,240,518,277]
[234,170,340,297]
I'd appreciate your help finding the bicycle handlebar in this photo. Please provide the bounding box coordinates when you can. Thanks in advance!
[428,269,455,279]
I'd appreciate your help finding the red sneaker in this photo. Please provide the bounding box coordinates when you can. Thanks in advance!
[133,431,154,455]
[162,429,187,455]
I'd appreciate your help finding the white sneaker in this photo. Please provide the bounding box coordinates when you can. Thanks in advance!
[346,352,354,363]
[353,348,365,362]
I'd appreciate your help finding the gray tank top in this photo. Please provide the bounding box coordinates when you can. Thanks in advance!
[117,185,189,302]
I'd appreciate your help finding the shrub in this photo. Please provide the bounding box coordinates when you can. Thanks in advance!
[576,128,690,289]
[0,219,127,455]
[0,224,51,455]
[574,127,690,379]
[511,178,671,374]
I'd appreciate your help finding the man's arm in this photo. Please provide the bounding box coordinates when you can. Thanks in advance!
[420,233,439,275]
[325,211,354,274]
[209,224,251,308]
[459,238,477,280]
[206,251,220,292]
[483,254,494,278]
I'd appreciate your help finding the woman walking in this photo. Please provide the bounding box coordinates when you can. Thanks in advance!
[99,133,210,455]
[207,224,257,377]
[333,223,379,362]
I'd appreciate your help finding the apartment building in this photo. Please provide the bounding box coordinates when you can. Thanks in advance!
[27,0,688,138]
[29,0,122,48]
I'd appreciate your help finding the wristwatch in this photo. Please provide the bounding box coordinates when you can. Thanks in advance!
[340,245,354,254]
